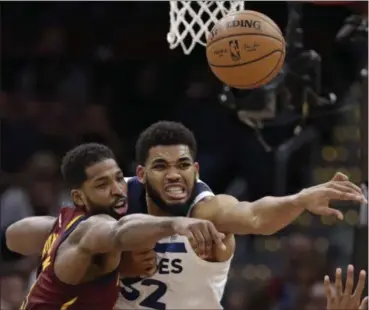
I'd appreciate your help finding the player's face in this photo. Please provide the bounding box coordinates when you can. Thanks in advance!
[137,145,199,205]
[72,159,128,219]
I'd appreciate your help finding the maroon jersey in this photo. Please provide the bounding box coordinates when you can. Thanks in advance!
[21,207,120,310]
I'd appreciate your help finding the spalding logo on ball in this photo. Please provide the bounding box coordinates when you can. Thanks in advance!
[206,10,286,89]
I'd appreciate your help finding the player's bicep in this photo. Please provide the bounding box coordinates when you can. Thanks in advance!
[68,216,117,254]
[217,195,259,234]
[5,216,56,256]
[197,194,257,235]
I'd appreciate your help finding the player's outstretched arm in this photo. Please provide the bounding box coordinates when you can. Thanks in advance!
[6,216,56,256]
[72,214,225,254]
[324,265,368,310]
[195,172,367,235]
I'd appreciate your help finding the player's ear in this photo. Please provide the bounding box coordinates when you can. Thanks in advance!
[71,189,85,207]
[136,165,146,184]
[194,162,200,180]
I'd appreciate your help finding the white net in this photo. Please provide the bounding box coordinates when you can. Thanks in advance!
[167,1,245,55]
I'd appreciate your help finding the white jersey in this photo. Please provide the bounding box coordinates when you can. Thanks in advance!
[116,176,232,309]
[116,235,232,309]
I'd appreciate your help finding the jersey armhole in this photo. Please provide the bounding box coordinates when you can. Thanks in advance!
[49,215,88,263]
[187,191,214,217]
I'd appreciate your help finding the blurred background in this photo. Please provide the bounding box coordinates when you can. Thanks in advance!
[0,1,368,310]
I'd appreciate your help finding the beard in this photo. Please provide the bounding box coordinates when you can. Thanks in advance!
[145,174,197,217]
[85,195,126,220]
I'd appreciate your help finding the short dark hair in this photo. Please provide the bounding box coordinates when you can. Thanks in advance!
[61,143,116,189]
[136,121,197,165]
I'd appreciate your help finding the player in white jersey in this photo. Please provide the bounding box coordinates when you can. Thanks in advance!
[118,176,224,309]
[116,121,366,310]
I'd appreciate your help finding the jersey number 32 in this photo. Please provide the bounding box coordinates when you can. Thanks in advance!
[121,279,167,310]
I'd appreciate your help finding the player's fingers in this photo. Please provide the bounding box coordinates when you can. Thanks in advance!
[143,252,156,262]
[191,225,206,257]
[335,268,343,297]
[135,254,155,268]
[332,182,366,203]
[142,257,156,268]
[207,222,226,251]
[353,270,367,302]
[184,230,197,250]
[146,257,157,269]
[343,180,362,194]
[327,183,364,199]
[343,265,354,297]
[144,263,158,277]
[329,181,363,196]
[346,181,365,195]
[359,297,369,310]
[144,268,157,277]
[332,172,349,181]
[324,275,334,302]
[319,207,344,220]
[200,224,213,258]
[324,188,366,204]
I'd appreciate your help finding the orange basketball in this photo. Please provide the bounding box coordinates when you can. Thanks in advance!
[206,10,285,89]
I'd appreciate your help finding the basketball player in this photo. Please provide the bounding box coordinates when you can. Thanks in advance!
[116,121,367,310]
[5,143,226,310]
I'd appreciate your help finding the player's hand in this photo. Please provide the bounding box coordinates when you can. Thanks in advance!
[295,172,367,220]
[119,248,157,278]
[172,218,226,258]
[324,265,368,310]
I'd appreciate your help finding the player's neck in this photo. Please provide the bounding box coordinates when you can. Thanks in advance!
[145,194,171,216]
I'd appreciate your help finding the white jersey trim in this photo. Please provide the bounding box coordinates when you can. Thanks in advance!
[187,190,214,217]
[124,177,132,182]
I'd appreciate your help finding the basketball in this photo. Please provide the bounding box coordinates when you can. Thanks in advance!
[206,10,286,89]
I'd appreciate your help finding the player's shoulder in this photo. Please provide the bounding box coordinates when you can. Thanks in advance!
[203,194,239,209]
[189,179,215,207]
[193,179,214,196]
[212,194,239,206]
[58,206,83,226]
[124,176,138,184]
[125,176,146,214]
[124,176,144,197]
[55,206,96,238]
[87,214,116,223]
[187,179,215,217]
[74,214,115,230]
[66,214,116,246]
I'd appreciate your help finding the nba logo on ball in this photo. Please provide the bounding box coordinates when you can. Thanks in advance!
[229,40,241,61]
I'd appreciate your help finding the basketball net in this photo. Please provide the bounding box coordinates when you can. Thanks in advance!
[167,1,245,55]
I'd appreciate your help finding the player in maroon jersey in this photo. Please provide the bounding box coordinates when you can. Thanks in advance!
[5,143,225,310]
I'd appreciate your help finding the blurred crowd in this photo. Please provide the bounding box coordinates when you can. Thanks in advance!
[1,2,367,310]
